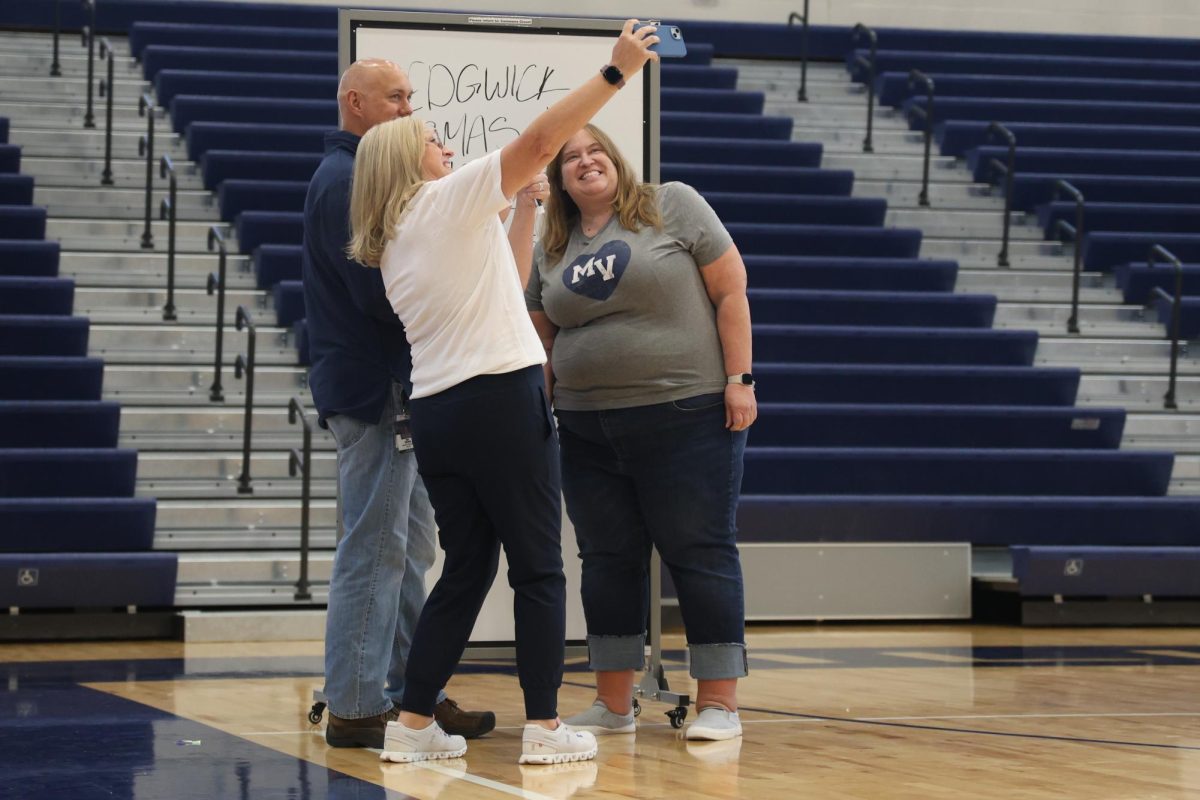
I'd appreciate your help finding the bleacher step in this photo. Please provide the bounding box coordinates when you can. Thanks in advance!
[138,450,336,480]
[22,157,207,189]
[74,288,269,321]
[120,406,335,451]
[17,129,189,161]
[1078,375,1200,409]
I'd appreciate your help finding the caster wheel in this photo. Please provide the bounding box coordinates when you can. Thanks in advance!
[308,702,326,725]
[632,698,642,717]
[667,707,687,729]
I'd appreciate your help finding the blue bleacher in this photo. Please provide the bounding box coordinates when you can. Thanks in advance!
[142,45,338,81]
[0,357,103,400]
[737,496,1200,546]
[218,179,309,220]
[171,96,336,133]
[0,316,89,356]
[0,277,74,314]
[0,498,157,552]
[1009,174,1200,212]
[156,70,338,105]
[728,224,921,259]
[662,112,793,141]
[748,289,995,327]
[186,122,327,161]
[752,404,1125,449]
[0,552,177,608]
[236,211,303,253]
[273,280,305,327]
[659,64,738,89]
[753,325,1037,365]
[0,240,60,277]
[850,50,1200,85]
[881,73,1200,108]
[969,147,1200,183]
[1039,203,1200,239]
[1151,289,1200,339]
[742,257,958,292]
[939,122,1200,158]
[662,88,764,115]
[906,97,1200,129]
[0,401,120,448]
[0,144,19,173]
[0,174,34,205]
[1116,262,1200,304]
[254,244,302,289]
[201,151,321,190]
[752,365,1080,406]
[742,448,1173,496]
[664,138,823,167]
[130,22,336,59]
[0,449,138,498]
[1011,546,1200,596]
[662,165,852,195]
[1083,233,1200,271]
[0,205,47,239]
[704,195,884,226]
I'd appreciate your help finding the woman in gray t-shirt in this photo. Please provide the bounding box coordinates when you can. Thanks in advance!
[524,124,755,743]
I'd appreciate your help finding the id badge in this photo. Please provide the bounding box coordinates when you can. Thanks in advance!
[394,404,414,452]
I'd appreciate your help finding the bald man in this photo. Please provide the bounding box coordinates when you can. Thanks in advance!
[302,59,494,749]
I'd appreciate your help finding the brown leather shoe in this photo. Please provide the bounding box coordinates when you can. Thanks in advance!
[434,697,496,739]
[325,706,400,749]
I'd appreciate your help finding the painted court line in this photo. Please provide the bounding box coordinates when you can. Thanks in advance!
[414,761,558,800]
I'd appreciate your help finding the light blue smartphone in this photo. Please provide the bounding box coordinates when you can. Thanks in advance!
[633,22,688,58]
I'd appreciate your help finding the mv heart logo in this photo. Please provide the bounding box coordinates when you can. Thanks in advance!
[563,240,630,301]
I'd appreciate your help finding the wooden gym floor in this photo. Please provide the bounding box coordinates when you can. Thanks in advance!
[3,624,1200,799]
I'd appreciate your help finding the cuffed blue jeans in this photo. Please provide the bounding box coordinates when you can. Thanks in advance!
[400,366,566,721]
[556,392,749,680]
[323,383,440,719]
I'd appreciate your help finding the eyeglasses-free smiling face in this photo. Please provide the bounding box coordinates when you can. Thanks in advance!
[559,130,618,207]
[420,129,455,180]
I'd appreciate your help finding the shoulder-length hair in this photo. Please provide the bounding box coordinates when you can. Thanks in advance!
[347,116,428,268]
[541,124,662,267]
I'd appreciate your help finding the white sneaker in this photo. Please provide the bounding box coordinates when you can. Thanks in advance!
[684,707,743,741]
[563,700,636,735]
[380,719,467,763]
[518,722,598,765]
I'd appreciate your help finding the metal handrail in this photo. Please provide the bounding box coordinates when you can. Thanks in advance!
[206,226,229,403]
[136,93,155,249]
[287,396,314,601]
[82,0,96,128]
[97,37,115,185]
[986,121,1016,267]
[234,306,257,495]
[787,3,810,103]
[851,23,877,153]
[159,155,177,320]
[50,0,62,76]
[1049,180,1086,334]
[908,70,935,207]
[1149,245,1185,410]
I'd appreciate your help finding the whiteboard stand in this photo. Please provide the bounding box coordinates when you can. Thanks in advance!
[634,549,691,729]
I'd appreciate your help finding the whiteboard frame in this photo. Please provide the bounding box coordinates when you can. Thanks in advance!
[339,9,660,183]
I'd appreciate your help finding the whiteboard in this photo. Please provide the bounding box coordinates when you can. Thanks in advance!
[341,10,659,180]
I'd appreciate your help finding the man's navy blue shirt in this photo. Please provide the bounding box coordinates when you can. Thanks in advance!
[302,130,412,425]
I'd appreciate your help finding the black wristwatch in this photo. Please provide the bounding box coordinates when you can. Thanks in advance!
[727,373,755,388]
[600,63,625,88]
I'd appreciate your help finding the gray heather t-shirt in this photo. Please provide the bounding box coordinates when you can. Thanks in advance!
[525,182,734,411]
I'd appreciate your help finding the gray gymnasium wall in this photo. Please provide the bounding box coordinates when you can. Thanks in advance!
[203,0,1200,38]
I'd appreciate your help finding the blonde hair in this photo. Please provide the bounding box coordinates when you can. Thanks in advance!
[347,116,429,267]
[541,124,662,266]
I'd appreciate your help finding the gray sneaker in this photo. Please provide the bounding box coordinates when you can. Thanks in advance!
[684,707,742,741]
[563,700,636,735]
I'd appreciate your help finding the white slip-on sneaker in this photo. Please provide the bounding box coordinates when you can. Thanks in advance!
[518,722,598,765]
[563,700,636,735]
[684,707,743,741]
[380,719,467,763]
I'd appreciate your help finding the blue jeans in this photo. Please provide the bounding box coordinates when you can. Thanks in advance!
[323,383,439,719]
[556,393,749,680]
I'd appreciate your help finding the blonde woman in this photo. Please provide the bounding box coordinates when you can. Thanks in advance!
[347,21,658,765]
[525,124,755,742]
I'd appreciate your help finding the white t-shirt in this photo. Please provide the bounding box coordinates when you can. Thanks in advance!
[380,150,546,399]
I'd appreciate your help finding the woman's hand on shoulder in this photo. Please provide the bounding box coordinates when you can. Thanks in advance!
[725,384,757,432]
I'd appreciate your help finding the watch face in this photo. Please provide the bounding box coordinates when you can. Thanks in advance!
[602,65,623,85]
